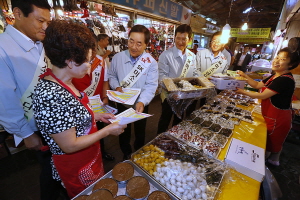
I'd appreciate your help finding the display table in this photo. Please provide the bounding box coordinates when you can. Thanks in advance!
[216,104,266,200]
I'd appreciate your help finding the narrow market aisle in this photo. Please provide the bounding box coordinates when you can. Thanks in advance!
[0,95,300,200]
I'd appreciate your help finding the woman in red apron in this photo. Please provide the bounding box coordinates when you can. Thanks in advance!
[32,20,126,198]
[236,47,300,166]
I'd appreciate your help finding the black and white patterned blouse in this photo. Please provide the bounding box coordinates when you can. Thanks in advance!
[33,79,93,180]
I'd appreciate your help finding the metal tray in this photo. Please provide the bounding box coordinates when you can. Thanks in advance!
[131,133,227,200]
[71,160,179,200]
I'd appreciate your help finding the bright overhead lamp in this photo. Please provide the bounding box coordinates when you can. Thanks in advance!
[241,22,248,30]
[221,24,231,44]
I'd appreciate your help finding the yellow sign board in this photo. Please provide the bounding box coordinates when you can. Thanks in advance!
[230,28,271,38]
[236,37,271,44]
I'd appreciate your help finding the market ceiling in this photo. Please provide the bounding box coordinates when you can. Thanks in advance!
[174,0,285,30]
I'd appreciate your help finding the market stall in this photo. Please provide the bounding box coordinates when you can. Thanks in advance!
[72,88,267,200]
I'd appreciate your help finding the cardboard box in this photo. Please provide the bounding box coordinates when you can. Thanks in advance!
[162,77,215,99]
[225,138,265,182]
[210,77,246,90]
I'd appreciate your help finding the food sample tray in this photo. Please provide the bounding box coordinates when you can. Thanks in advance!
[72,160,178,200]
[131,133,227,200]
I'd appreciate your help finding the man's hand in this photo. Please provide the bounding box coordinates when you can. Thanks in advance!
[24,133,43,151]
[135,102,144,113]
[94,113,115,124]
[102,97,109,105]
[116,87,123,93]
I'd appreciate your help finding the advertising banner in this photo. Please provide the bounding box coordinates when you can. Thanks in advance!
[231,28,271,38]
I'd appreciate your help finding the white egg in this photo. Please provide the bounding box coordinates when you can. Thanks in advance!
[176,181,182,187]
[202,193,207,199]
[183,190,188,195]
[171,175,176,180]
[160,179,165,185]
[181,178,187,184]
[187,162,192,167]
[171,185,176,192]
[188,181,195,188]
[186,175,192,181]
[195,188,201,195]
[187,194,193,199]
[177,187,184,193]
[166,183,171,189]
[153,172,158,177]
[170,178,176,185]
[193,177,197,184]
[176,175,182,182]
[200,185,206,192]
[196,194,202,199]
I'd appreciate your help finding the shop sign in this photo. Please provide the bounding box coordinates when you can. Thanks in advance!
[205,23,221,34]
[236,37,271,44]
[180,6,192,24]
[231,28,271,38]
[190,15,205,33]
[107,0,183,21]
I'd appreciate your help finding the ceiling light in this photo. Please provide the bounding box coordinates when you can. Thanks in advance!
[241,23,248,30]
[221,24,231,44]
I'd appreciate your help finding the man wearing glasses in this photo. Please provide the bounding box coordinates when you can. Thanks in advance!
[156,24,198,134]
[196,31,229,77]
[108,25,158,160]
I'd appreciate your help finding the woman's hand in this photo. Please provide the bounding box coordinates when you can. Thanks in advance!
[237,70,247,78]
[235,87,246,95]
[104,122,127,136]
[94,113,115,124]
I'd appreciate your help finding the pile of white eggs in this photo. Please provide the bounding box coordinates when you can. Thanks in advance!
[178,80,197,91]
[153,159,209,200]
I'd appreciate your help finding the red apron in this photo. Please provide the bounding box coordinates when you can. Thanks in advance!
[40,69,104,198]
[261,74,294,152]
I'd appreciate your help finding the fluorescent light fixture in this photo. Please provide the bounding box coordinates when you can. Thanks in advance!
[221,24,231,44]
[243,7,252,13]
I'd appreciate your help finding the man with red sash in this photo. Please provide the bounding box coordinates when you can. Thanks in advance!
[72,54,115,161]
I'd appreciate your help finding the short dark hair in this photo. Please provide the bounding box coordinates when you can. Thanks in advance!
[211,31,222,41]
[44,20,96,68]
[97,34,109,41]
[244,45,250,48]
[278,47,300,70]
[129,25,150,44]
[175,24,193,39]
[12,0,51,17]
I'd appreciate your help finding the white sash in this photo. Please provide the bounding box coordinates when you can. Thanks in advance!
[21,49,50,121]
[202,57,227,78]
[120,53,154,88]
[179,51,194,78]
[84,56,103,97]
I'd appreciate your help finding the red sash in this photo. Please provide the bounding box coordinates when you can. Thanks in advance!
[40,69,104,198]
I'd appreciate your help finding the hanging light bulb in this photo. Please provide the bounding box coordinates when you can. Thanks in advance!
[221,24,231,44]
[241,22,248,30]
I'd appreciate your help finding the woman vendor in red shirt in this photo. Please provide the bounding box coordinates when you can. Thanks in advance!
[236,47,300,166]
[32,20,126,198]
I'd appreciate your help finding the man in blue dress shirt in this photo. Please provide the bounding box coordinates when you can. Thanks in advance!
[0,0,66,199]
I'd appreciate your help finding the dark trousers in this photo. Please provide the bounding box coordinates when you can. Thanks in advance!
[35,132,68,200]
[157,99,197,134]
[117,103,148,155]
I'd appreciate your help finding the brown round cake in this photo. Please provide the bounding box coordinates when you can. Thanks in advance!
[92,178,118,196]
[114,195,132,200]
[73,195,89,200]
[87,189,114,200]
[148,191,172,200]
[112,162,134,182]
[126,176,150,199]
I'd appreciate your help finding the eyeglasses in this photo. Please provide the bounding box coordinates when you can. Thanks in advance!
[211,40,221,45]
